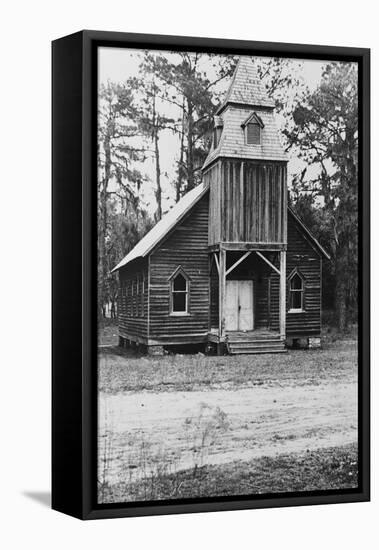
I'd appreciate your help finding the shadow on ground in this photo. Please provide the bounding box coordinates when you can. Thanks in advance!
[23,491,51,508]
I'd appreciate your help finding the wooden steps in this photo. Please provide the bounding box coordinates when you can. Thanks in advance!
[226,331,286,355]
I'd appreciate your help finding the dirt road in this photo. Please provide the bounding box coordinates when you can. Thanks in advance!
[99,376,357,484]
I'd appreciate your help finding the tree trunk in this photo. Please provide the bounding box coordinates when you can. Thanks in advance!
[153,130,162,221]
[335,246,348,332]
[336,280,347,332]
[97,141,110,321]
[110,297,116,319]
[100,132,111,318]
[152,91,162,221]
[186,100,195,191]
[176,107,185,202]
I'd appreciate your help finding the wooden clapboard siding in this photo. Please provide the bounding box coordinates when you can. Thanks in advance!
[149,193,209,341]
[208,159,287,246]
[210,259,219,330]
[116,184,324,346]
[270,214,322,336]
[118,258,149,340]
[255,275,270,329]
[204,162,221,245]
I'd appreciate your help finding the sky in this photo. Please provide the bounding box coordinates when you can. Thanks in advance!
[98,47,328,215]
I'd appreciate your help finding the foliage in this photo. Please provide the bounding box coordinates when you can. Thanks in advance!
[140,52,236,196]
[257,56,307,114]
[97,81,153,320]
[128,63,175,221]
[285,62,358,328]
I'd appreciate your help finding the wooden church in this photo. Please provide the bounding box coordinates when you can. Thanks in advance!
[112,57,329,355]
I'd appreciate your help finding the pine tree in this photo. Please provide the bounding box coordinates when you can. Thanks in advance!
[97,81,148,320]
[285,62,358,330]
[140,52,235,196]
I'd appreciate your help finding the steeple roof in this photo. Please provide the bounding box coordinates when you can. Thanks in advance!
[217,56,275,114]
[203,56,288,170]
[202,56,287,170]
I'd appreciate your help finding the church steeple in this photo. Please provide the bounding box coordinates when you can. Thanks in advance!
[202,56,287,171]
[201,55,289,344]
[217,56,275,114]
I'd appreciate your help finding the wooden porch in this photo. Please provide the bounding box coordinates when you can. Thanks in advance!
[209,245,287,354]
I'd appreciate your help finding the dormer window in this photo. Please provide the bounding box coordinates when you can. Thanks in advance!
[242,112,264,146]
[246,122,261,145]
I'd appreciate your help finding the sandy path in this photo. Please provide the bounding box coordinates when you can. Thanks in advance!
[98,380,357,484]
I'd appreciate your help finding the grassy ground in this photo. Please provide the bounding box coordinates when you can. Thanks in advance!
[98,336,357,394]
[101,443,358,503]
[98,319,119,346]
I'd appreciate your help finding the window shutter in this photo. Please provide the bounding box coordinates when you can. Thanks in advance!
[246,123,260,145]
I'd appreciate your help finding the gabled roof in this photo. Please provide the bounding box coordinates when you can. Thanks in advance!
[111,182,209,272]
[288,207,330,260]
[216,56,275,115]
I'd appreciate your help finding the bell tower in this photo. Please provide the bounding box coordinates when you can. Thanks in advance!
[203,57,288,346]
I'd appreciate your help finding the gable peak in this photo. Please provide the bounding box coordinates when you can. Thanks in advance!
[241,111,265,128]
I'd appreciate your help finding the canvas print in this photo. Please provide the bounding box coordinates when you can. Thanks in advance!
[97,48,358,504]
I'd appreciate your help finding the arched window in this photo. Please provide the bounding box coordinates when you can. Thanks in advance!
[169,267,190,315]
[246,122,261,145]
[289,272,305,312]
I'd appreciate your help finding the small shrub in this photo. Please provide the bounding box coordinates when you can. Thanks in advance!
[183,403,229,481]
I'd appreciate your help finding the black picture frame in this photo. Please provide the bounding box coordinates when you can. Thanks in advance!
[52,30,370,520]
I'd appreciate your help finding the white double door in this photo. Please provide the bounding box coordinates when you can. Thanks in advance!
[225,280,254,331]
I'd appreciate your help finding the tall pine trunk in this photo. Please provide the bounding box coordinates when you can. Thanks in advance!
[152,90,162,221]
[186,100,195,191]
[154,129,162,221]
[176,106,185,202]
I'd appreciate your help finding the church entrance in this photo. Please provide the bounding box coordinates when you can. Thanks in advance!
[225,280,254,331]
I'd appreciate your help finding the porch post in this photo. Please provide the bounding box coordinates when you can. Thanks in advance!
[279,250,286,340]
[219,247,226,340]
